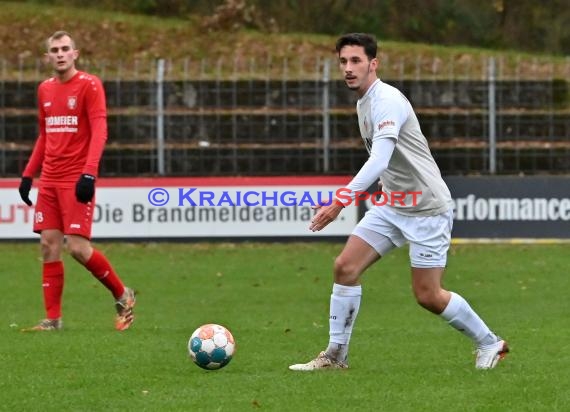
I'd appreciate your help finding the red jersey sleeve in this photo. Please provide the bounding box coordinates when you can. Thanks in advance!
[23,132,46,178]
[23,88,47,178]
[82,76,108,177]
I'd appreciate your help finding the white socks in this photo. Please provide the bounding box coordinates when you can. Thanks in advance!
[325,283,362,362]
[324,287,497,361]
[440,291,498,347]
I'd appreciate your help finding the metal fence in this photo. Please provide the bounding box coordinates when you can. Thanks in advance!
[1,55,569,177]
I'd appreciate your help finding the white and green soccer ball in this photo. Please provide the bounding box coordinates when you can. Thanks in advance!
[188,324,236,370]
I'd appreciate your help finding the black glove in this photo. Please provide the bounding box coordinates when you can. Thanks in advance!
[19,177,33,206]
[75,174,96,203]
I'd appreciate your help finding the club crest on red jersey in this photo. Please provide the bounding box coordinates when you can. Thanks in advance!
[67,96,77,110]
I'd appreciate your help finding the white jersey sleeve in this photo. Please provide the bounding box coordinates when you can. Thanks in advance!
[369,86,410,143]
[337,138,396,205]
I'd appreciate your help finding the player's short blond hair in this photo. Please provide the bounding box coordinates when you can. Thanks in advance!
[46,31,76,51]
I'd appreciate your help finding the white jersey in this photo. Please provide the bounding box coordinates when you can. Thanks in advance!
[355,79,452,216]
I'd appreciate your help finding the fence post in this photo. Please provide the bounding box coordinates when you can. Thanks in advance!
[156,58,165,175]
[322,58,331,173]
[0,59,5,175]
[487,57,497,174]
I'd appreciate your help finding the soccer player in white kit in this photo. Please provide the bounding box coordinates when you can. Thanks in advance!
[289,33,508,371]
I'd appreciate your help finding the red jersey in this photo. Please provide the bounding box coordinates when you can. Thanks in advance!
[23,71,108,186]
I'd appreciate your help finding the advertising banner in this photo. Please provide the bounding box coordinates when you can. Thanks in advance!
[444,176,570,238]
[0,177,357,240]
[356,176,570,239]
[1,176,569,240]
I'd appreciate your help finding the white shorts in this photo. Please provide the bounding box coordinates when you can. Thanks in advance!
[352,206,453,268]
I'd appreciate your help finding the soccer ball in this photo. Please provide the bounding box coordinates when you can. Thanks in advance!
[188,324,236,370]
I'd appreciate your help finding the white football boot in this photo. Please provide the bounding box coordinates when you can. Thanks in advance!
[289,351,348,371]
[475,339,509,369]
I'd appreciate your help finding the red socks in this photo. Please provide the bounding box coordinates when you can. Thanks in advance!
[41,250,124,319]
[85,249,125,299]
[43,261,64,319]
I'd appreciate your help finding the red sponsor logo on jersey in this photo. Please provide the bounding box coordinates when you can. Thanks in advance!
[378,120,395,130]
[67,96,77,110]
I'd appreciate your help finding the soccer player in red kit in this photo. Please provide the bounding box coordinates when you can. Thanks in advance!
[18,31,136,331]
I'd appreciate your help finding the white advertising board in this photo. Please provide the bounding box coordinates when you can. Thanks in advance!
[0,177,357,239]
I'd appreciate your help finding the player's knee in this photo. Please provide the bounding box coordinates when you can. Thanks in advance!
[66,242,89,263]
[413,287,443,313]
[333,255,360,284]
[66,243,79,259]
[40,237,60,261]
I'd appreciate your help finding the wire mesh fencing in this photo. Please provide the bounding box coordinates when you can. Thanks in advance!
[1,54,568,177]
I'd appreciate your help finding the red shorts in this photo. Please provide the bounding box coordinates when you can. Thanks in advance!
[33,185,94,239]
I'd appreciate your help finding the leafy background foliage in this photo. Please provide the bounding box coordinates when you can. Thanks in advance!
[10,0,570,54]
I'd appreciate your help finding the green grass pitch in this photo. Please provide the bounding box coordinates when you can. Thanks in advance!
[1,242,568,411]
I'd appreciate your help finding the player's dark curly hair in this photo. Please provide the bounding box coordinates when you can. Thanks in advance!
[335,33,377,60]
